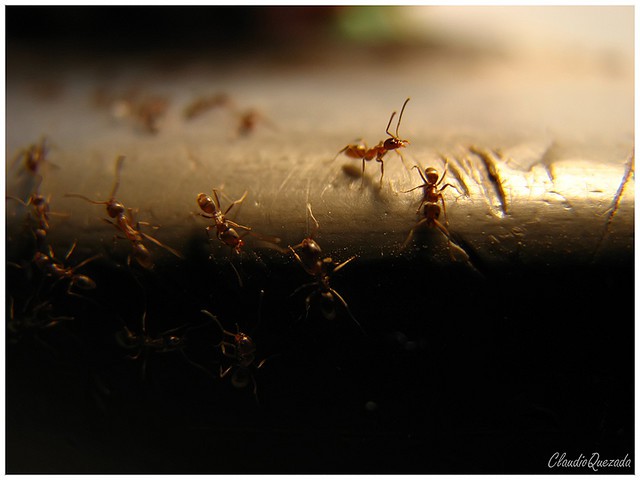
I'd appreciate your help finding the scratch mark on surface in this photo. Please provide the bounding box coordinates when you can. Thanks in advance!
[469,145,508,216]
[593,151,635,260]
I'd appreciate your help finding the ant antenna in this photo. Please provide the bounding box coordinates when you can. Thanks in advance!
[396,97,410,138]
[110,155,126,199]
[384,97,410,138]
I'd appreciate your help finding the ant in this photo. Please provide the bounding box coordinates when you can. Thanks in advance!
[66,155,183,269]
[183,92,232,120]
[32,241,100,296]
[7,177,67,247]
[196,189,252,254]
[116,309,213,381]
[7,295,74,352]
[403,162,460,220]
[200,309,268,403]
[197,189,280,254]
[335,98,411,186]
[289,204,363,332]
[402,164,467,260]
[235,108,276,137]
[11,137,58,177]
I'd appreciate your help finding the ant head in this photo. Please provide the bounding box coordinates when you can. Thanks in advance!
[107,201,126,218]
[425,167,440,185]
[235,333,256,356]
[196,193,216,214]
[383,136,409,151]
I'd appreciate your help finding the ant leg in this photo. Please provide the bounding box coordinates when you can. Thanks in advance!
[379,159,385,187]
[401,218,429,250]
[360,158,366,188]
[219,364,233,379]
[223,191,249,216]
[395,150,411,175]
[226,219,252,232]
[140,232,183,259]
[330,288,365,334]
[179,349,215,379]
[110,155,126,199]
[333,256,356,274]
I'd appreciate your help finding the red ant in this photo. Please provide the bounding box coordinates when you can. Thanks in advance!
[196,189,280,254]
[32,241,100,296]
[196,189,252,254]
[66,155,183,269]
[289,204,363,331]
[402,164,466,259]
[200,309,268,402]
[335,98,411,186]
[403,162,460,219]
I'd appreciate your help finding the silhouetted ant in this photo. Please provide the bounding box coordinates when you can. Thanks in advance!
[289,204,363,332]
[200,309,268,403]
[116,309,213,381]
[32,241,100,297]
[66,155,183,269]
[335,98,411,186]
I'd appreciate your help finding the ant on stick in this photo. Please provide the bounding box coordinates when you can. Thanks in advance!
[335,98,411,186]
[402,163,468,261]
[66,155,183,269]
[196,189,252,255]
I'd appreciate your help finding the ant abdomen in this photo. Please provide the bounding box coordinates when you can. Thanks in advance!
[424,203,441,221]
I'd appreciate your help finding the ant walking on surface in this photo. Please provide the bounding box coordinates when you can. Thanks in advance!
[66,155,183,269]
[335,98,411,187]
[196,188,280,286]
[402,162,468,261]
[289,204,364,333]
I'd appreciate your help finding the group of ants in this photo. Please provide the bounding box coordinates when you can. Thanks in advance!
[7,97,471,403]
